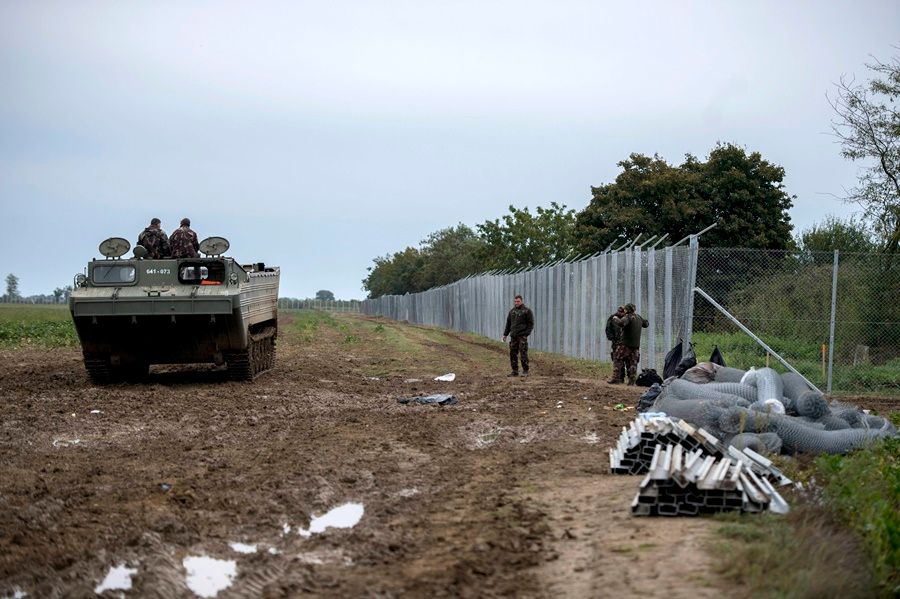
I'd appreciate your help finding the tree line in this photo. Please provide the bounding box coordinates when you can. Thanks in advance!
[364,53,898,299]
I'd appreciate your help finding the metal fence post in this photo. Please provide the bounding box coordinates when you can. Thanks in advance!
[827,249,839,394]
[684,236,699,347]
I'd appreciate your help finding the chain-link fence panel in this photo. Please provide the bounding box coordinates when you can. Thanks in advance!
[277,299,362,312]
[694,248,899,396]
[363,246,695,373]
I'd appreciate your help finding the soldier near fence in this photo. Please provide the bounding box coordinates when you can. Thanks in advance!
[605,305,625,362]
[136,218,171,259]
[608,302,649,385]
[169,218,200,259]
[502,294,534,377]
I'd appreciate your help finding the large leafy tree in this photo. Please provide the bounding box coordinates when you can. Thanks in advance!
[362,247,425,298]
[476,202,577,269]
[796,215,876,253]
[315,289,335,301]
[574,144,794,252]
[415,224,486,290]
[829,53,900,256]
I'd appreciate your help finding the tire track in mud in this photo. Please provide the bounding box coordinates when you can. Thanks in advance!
[1,315,731,598]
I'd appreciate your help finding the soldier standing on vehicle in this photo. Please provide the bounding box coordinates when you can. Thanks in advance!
[502,294,534,377]
[608,303,649,385]
[605,305,625,363]
[136,217,171,259]
[169,218,200,258]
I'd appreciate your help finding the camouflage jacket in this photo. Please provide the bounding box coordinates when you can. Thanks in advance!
[504,305,534,338]
[169,226,200,258]
[613,313,649,348]
[137,227,171,259]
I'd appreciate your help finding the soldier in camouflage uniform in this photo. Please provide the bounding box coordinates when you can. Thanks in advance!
[605,305,625,362]
[608,303,649,385]
[502,294,534,377]
[169,217,200,259]
[136,217,171,259]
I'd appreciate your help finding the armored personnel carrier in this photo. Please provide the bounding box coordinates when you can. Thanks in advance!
[69,236,279,382]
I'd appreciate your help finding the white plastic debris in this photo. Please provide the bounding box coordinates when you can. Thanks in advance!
[52,438,81,448]
[228,542,257,554]
[434,373,456,382]
[297,503,364,537]
[95,564,138,594]
[183,556,237,598]
[90,409,102,414]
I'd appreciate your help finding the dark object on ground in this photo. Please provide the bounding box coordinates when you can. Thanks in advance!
[663,339,683,379]
[674,342,697,377]
[710,345,726,367]
[635,369,663,387]
[636,383,663,412]
[398,394,459,406]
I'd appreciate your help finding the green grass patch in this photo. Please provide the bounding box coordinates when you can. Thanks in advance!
[713,434,900,598]
[284,309,338,342]
[815,437,900,594]
[691,331,900,396]
[0,304,77,348]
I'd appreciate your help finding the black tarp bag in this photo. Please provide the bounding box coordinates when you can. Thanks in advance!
[635,368,663,387]
[663,339,683,379]
[710,345,726,367]
[674,342,697,377]
[636,383,663,412]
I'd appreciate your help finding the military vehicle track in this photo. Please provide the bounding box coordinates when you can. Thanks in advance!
[226,326,277,381]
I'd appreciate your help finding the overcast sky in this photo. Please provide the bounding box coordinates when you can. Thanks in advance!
[1,1,898,299]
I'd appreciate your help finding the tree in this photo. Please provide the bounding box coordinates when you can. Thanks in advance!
[574,144,795,252]
[315,289,335,301]
[4,274,20,301]
[476,202,577,269]
[415,224,486,290]
[362,247,425,298]
[829,53,900,256]
[797,215,876,253]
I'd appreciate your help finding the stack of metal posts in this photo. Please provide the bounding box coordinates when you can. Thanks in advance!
[609,415,792,516]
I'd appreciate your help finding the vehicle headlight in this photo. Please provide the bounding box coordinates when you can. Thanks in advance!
[74,273,87,287]
[229,272,239,285]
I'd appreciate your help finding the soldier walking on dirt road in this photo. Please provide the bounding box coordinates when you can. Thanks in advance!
[608,303,648,385]
[502,294,534,377]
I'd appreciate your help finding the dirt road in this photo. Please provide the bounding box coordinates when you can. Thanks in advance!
[1,313,727,597]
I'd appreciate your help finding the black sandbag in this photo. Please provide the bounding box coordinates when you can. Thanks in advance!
[710,345,726,367]
[663,339,684,379]
[636,383,663,412]
[674,342,697,377]
[635,368,663,387]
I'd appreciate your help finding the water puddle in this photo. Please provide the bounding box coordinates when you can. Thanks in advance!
[297,503,364,537]
[182,556,237,598]
[228,542,257,554]
[95,564,137,594]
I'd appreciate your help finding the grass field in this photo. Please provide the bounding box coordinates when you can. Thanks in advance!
[691,331,900,396]
[0,304,77,348]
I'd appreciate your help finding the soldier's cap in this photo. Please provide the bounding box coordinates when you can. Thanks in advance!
[180,217,191,226]
[625,303,636,312]
[150,217,161,226]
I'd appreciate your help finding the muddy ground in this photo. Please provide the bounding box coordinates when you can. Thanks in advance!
[1,313,893,598]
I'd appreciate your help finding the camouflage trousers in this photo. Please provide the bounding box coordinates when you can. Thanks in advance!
[509,336,529,373]
[612,345,640,382]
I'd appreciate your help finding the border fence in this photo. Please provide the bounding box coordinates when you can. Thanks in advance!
[363,240,697,374]
[362,241,899,396]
